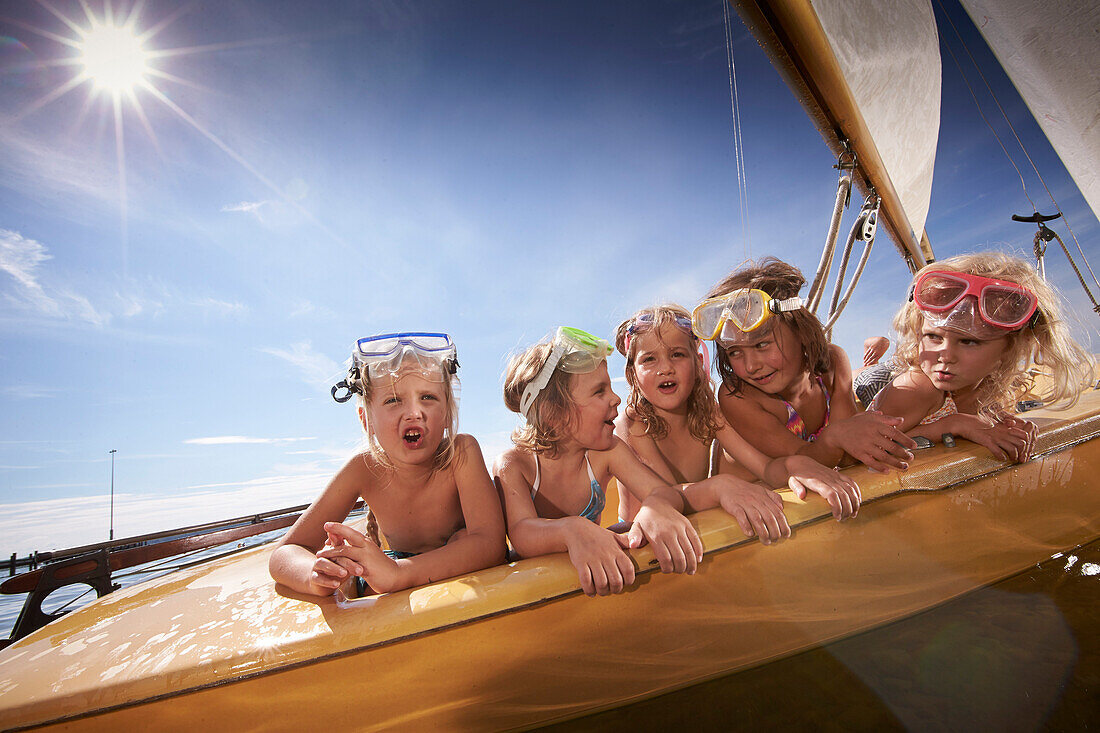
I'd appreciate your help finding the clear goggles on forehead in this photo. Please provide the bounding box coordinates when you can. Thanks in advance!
[520,327,613,422]
[332,332,458,403]
[911,271,1038,334]
[624,311,693,352]
[691,289,804,341]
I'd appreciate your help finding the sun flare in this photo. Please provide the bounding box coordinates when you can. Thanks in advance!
[78,22,149,93]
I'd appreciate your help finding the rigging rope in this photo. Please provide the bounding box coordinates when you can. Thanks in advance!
[824,195,879,336]
[936,0,1100,298]
[807,163,852,314]
[723,0,750,258]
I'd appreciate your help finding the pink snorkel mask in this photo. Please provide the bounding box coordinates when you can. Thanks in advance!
[920,296,1015,340]
[911,270,1037,339]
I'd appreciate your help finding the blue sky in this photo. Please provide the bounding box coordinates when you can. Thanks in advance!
[0,0,1095,554]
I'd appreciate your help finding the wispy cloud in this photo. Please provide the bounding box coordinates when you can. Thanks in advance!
[192,296,248,317]
[184,435,316,445]
[1,384,62,400]
[287,298,336,320]
[260,340,342,386]
[221,199,272,217]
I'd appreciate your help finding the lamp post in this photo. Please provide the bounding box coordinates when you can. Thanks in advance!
[109,449,117,541]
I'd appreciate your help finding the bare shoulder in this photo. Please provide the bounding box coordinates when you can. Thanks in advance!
[875,368,941,415]
[718,383,770,418]
[492,446,534,483]
[452,433,486,464]
[827,343,854,387]
[614,411,648,442]
[589,435,638,474]
[335,451,383,497]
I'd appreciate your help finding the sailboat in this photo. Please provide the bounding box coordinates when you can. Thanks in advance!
[0,1,1097,729]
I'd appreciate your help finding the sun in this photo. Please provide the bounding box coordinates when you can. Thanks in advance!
[78,21,149,94]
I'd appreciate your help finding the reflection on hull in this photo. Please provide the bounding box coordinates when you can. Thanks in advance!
[552,538,1100,731]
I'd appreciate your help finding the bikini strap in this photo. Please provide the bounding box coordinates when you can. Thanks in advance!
[531,453,541,497]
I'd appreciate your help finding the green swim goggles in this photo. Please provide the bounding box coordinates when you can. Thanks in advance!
[520,327,613,422]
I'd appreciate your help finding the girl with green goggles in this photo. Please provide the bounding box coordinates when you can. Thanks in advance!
[519,327,613,421]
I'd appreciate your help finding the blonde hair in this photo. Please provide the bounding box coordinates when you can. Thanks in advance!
[705,258,832,395]
[614,304,722,442]
[503,340,582,458]
[893,251,1094,415]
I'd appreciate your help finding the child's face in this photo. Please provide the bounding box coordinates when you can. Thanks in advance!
[566,361,621,451]
[917,320,1009,393]
[632,324,699,413]
[722,320,803,394]
[364,370,450,463]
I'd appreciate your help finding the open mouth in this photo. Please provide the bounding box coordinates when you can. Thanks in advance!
[403,428,424,448]
[753,371,777,384]
[657,380,677,393]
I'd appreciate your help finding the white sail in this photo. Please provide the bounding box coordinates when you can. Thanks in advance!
[812,0,941,247]
[958,0,1100,223]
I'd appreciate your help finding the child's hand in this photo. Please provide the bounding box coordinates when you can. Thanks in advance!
[828,411,916,473]
[713,476,791,544]
[630,495,704,574]
[563,519,636,596]
[784,455,861,520]
[972,415,1036,463]
[317,521,403,594]
[998,413,1038,462]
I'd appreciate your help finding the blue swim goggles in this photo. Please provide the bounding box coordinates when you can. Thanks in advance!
[332,332,459,403]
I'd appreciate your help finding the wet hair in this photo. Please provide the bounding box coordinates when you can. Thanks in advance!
[347,358,461,547]
[705,257,831,395]
[893,251,1094,415]
[503,340,585,458]
[614,304,722,442]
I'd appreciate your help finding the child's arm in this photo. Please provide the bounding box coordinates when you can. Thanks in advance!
[602,439,710,567]
[908,412,1035,462]
[816,345,918,471]
[678,472,791,544]
[319,435,507,594]
[493,450,636,596]
[612,413,662,521]
[712,421,860,520]
[718,387,913,473]
[268,456,364,596]
[873,371,1035,462]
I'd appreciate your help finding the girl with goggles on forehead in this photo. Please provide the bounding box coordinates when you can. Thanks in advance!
[497,326,793,598]
[614,305,860,524]
[701,258,918,473]
[870,252,1093,462]
[269,333,505,597]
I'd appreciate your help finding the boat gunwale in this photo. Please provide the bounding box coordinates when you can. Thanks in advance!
[2,391,1098,730]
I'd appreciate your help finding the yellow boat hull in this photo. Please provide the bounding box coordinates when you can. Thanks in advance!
[1,389,1098,731]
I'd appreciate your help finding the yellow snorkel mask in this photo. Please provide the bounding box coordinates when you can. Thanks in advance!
[691,289,804,342]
